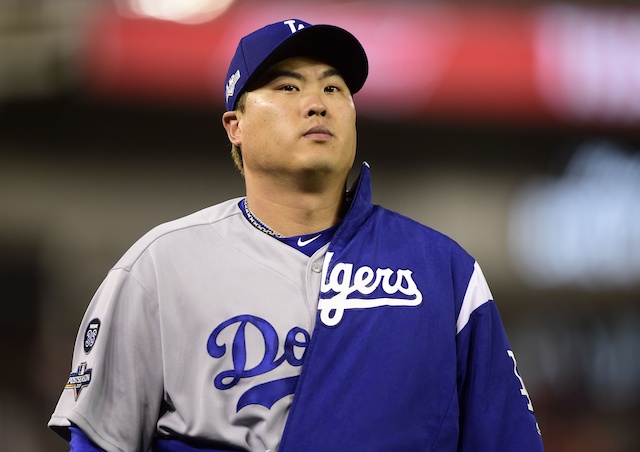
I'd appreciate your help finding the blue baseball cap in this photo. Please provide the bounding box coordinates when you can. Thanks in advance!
[224,19,368,111]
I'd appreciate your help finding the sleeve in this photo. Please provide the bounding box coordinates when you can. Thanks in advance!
[456,262,544,451]
[48,267,164,452]
[70,426,105,451]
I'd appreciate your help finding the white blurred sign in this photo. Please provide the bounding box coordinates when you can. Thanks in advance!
[509,141,640,289]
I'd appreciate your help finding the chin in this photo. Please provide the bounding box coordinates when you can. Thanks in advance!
[302,150,353,171]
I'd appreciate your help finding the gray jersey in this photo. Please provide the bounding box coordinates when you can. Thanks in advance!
[48,198,326,451]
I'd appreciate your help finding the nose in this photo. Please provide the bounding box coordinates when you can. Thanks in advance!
[304,94,327,117]
[308,107,327,117]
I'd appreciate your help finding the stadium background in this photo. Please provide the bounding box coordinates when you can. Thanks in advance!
[1,0,639,450]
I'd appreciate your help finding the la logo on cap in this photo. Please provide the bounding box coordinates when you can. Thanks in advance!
[283,19,306,33]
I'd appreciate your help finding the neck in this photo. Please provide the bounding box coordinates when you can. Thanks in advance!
[244,175,347,237]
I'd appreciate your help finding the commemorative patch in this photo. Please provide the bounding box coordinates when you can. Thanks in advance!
[66,362,92,401]
[83,318,101,354]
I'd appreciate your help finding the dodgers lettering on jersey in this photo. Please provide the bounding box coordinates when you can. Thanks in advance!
[318,251,423,327]
[207,315,310,411]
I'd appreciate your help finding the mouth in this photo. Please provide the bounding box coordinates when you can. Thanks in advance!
[303,125,333,141]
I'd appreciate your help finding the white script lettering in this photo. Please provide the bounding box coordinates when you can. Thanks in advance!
[319,252,423,326]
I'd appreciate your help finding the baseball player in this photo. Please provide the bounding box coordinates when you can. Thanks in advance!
[48,18,544,451]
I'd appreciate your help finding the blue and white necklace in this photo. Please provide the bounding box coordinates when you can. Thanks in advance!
[241,198,285,238]
[240,198,338,256]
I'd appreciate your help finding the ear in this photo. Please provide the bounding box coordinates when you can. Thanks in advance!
[222,111,242,146]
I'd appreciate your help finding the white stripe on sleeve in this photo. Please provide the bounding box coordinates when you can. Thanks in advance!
[456,262,494,334]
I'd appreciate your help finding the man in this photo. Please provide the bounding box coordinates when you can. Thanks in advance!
[49,18,544,451]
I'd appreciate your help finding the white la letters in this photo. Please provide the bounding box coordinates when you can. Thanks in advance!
[319,252,423,326]
[283,19,305,33]
[507,350,534,412]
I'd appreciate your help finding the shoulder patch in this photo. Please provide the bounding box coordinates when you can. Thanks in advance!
[83,318,101,354]
[66,362,92,401]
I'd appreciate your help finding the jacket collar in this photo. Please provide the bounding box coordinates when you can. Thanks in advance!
[330,162,374,250]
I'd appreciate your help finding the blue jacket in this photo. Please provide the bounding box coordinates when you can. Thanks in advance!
[278,163,543,451]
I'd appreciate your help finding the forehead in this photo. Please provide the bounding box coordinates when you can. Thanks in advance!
[256,57,345,84]
[270,56,336,71]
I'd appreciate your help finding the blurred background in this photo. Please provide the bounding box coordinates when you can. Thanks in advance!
[1,0,639,450]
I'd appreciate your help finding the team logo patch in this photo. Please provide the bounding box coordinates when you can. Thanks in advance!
[225,69,241,103]
[83,318,101,354]
[65,362,92,401]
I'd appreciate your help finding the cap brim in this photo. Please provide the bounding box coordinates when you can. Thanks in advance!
[246,24,368,96]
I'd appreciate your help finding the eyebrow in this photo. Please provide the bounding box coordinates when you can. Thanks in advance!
[263,67,342,84]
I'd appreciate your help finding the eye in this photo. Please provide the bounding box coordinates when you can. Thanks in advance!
[280,84,299,92]
[324,85,340,93]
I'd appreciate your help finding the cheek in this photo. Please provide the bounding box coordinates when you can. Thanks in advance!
[341,108,358,145]
[338,102,357,129]
[241,110,289,156]
[254,114,284,148]
[242,110,275,144]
